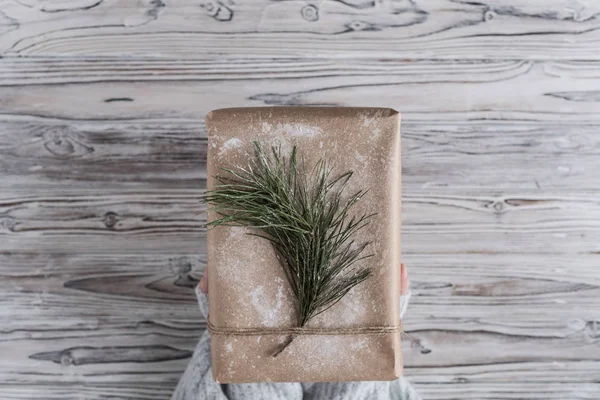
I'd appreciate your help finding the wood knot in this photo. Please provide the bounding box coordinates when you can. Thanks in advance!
[202,0,234,21]
[404,332,432,354]
[346,20,374,31]
[0,217,17,233]
[484,10,495,21]
[172,257,199,288]
[485,199,506,214]
[103,212,119,229]
[60,353,74,366]
[585,321,600,339]
[147,0,165,18]
[43,129,93,158]
[301,4,319,22]
[493,201,504,212]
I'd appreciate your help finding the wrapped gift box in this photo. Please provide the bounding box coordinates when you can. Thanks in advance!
[204,106,402,383]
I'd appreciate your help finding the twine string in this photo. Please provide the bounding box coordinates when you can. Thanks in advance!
[207,320,403,337]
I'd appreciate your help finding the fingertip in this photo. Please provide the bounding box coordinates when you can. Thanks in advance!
[401,279,409,295]
[400,264,409,295]
[199,272,208,294]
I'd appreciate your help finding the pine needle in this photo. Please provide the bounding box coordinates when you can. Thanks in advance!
[201,141,376,352]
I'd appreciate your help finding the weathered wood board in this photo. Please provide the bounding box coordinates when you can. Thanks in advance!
[1,0,600,59]
[1,0,599,399]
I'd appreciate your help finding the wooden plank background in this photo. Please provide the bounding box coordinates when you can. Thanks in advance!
[1,0,599,398]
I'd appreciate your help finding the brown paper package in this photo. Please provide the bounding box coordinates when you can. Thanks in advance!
[205,107,402,383]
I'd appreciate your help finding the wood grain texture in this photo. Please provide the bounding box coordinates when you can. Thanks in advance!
[3,59,600,121]
[1,0,600,59]
[4,115,600,195]
[1,0,600,398]
[0,118,206,190]
[2,252,599,399]
[3,191,600,254]
[0,253,203,399]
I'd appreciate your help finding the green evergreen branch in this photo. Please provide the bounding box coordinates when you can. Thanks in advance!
[201,141,375,355]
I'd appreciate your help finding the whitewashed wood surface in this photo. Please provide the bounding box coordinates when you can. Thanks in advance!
[1,0,600,399]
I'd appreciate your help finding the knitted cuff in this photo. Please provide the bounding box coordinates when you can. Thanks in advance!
[400,290,411,319]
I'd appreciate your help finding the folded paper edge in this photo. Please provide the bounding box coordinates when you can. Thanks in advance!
[206,106,399,122]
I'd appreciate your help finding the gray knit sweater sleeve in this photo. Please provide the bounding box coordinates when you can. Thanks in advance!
[172,288,421,400]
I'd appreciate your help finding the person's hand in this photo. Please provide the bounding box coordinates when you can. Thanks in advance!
[401,263,410,295]
[198,263,410,295]
[199,267,209,294]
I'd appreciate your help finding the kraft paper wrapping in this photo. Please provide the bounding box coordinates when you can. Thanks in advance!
[205,107,402,383]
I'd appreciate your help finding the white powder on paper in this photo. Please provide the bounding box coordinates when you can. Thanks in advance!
[216,227,252,281]
[261,122,323,138]
[258,121,324,161]
[289,335,345,372]
[281,123,322,137]
[250,282,285,327]
[351,338,367,351]
[361,112,382,138]
[334,292,366,325]
[218,138,242,159]
[354,150,366,164]
[362,114,376,128]
[228,226,247,241]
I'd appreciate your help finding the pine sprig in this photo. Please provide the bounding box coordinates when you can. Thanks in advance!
[201,141,376,354]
